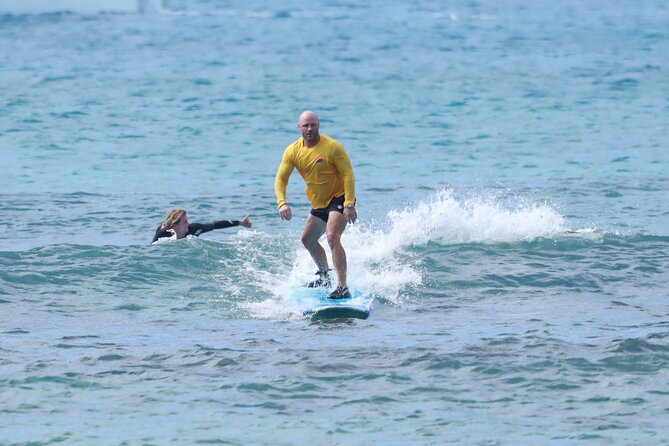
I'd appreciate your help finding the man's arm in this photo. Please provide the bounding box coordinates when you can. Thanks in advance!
[332,144,356,207]
[275,149,295,208]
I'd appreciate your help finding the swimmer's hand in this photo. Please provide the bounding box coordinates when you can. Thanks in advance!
[240,215,252,228]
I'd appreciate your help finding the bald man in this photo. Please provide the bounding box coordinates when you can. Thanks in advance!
[275,111,357,299]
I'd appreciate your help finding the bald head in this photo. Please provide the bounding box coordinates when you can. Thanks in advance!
[299,110,319,125]
[298,110,321,147]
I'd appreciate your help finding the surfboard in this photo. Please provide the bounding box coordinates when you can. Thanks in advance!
[308,303,371,321]
[293,287,373,321]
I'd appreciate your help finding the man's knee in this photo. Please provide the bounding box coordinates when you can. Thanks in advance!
[326,230,342,248]
[302,232,316,248]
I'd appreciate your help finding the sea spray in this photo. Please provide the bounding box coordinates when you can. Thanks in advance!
[238,190,567,319]
[387,189,566,246]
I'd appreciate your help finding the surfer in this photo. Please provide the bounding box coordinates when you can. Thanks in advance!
[151,208,252,244]
[275,110,357,299]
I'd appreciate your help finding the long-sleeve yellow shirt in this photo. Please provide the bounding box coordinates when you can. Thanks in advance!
[275,134,356,209]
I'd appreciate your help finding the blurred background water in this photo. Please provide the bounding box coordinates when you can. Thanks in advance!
[1,1,668,444]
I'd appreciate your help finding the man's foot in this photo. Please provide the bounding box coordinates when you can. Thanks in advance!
[306,270,332,288]
[328,286,351,300]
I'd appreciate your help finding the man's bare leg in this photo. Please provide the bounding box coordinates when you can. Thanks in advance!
[301,214,329,272]
[326,211,348,288]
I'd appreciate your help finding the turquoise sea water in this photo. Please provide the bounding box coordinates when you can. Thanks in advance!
[1,1,668,444]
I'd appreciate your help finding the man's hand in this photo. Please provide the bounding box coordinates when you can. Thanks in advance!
[279,204,292,221]
[344,206,357,224]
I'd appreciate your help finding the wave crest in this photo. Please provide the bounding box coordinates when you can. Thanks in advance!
[383,189,566,251]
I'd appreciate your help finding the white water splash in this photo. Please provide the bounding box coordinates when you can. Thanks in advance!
[237,190,567,319]
[387,189,566,247]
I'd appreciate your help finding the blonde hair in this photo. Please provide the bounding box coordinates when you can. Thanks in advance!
[161,208,187,230]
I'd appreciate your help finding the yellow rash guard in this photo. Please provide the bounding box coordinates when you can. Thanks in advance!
[275,134,356,210]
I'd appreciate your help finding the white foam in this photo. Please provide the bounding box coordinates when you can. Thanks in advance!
[386,189,566,246]
[235,190,567,319]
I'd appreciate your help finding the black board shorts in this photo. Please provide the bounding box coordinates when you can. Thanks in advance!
[310,195,345,223]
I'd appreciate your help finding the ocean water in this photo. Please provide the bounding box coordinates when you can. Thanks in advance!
[1,1,669,444]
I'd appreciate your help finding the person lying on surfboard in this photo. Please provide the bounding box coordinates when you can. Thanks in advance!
[151,208,252,244]
[274,110,357,299]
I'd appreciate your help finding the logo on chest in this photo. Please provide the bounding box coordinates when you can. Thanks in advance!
[305,155,328,173]
[312,156,328,170]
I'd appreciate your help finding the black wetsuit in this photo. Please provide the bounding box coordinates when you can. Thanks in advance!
[151,220,241,244]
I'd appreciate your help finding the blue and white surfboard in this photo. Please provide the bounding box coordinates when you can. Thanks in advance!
[292,287,373,321]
